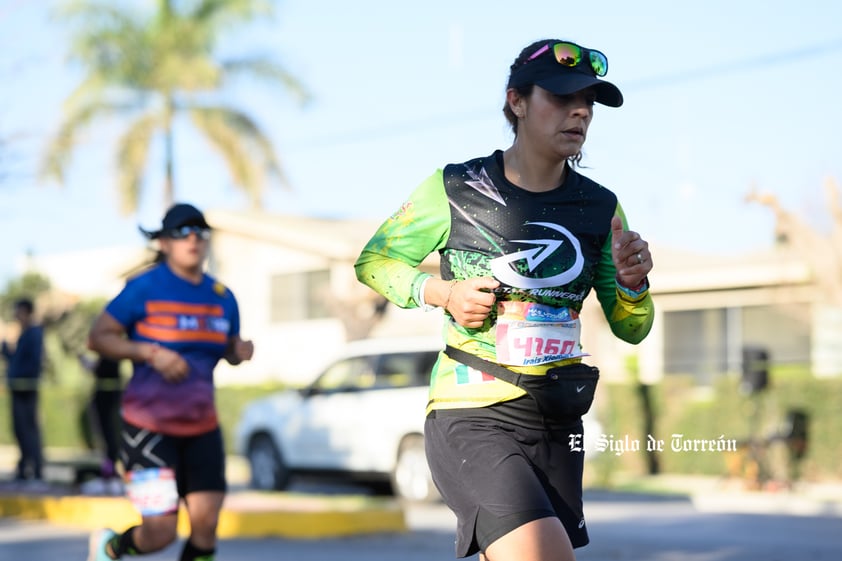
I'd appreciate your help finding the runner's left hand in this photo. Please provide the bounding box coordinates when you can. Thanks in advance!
[233,339,254,362]
[611,216,652,289]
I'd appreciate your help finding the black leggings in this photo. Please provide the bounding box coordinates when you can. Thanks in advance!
[11,390,43,479]
[92,390,121,465]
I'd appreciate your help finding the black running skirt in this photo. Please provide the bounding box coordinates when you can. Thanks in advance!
[425,401,588,558]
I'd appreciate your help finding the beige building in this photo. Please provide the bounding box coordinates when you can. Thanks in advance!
[25,209,842,386]
[203,210,442,386]
[632,245,838,384]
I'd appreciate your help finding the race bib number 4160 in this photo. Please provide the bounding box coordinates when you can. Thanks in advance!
[495,301,586,366]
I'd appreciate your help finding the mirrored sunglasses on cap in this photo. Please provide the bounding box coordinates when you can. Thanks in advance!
[164,225,211,240]
[526,41,609,77]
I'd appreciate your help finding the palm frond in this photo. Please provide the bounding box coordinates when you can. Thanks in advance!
[62,75,107,113]
[221,57,311,104]
[189,105,287,208]
[190,109,262,206]
[63,74,151,114]
[192,0,276,27]
[53,0,144,26]
[59,3,159,92]
[215,107,285,182]
[115,113,165,215]
[40,99,136,184]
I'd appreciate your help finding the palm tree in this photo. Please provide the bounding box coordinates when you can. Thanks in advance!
[41,0,308,214]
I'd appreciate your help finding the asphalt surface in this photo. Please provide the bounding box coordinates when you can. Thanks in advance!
[1,445,841,560]
[2,490,841,561]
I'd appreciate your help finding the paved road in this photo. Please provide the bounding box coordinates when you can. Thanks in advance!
[578,491,842,561]
[2,491,841,560]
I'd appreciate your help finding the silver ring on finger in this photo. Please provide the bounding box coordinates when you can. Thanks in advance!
[636,253,644,265]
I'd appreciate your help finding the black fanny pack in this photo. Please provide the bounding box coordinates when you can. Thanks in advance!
[444,345,599,420]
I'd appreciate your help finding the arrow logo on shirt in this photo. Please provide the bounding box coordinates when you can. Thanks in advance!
[490,222,585,288]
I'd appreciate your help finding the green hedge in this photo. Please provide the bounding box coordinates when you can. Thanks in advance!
[1,372,839,484]
[0,342,291,456]
[0,382,289,456]
[590,371,842,483]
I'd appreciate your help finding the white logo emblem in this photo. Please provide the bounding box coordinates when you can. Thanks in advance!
[489,222,584,288]
[576,385,586,393]
[465,166,506,206]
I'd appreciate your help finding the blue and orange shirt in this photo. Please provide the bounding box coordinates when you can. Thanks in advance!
[106,263,240,436]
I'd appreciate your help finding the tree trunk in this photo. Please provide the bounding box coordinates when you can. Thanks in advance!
[163,95,175,208]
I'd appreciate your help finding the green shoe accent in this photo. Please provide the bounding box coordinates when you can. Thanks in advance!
[87,528,118,561]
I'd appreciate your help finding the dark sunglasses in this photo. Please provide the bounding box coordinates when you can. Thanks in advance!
[525,41,609,77]
[164,225,211,240]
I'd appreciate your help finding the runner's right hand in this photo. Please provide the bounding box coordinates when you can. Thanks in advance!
[146,345,190,383]
[447,277,500,329]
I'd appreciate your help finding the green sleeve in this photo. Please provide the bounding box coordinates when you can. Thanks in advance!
[354,170,451,308]
[592,202,655,344]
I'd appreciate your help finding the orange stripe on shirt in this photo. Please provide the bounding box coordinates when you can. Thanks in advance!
[136,323,228,344]
[145,301,224,317]
[144,315,178,326]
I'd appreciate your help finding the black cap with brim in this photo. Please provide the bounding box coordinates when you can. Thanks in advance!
[139,203,211,239]
[508,57,623,108]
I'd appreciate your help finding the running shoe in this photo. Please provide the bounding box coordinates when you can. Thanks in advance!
[86,528,117,561]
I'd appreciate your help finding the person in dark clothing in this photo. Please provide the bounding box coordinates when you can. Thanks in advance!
[79,353,123,484]
[1,298,45,482]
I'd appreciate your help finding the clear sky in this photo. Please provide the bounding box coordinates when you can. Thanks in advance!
[1,0,841,286]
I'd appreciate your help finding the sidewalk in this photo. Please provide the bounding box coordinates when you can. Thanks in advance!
[597,472,842,517]
[0,446,407,538]
[2,447,840,538]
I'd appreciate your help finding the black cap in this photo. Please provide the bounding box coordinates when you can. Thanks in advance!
[508,47,623,107]
[139,203,211,239]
